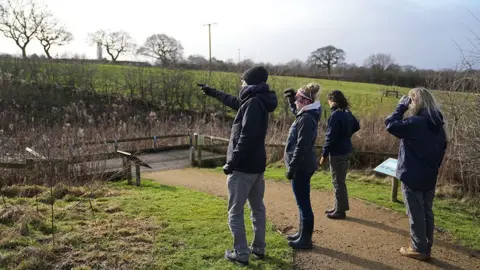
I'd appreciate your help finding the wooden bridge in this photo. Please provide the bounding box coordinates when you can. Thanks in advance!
[1,134,228,185]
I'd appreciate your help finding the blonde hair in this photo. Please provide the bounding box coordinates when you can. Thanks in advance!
[408,87,449,141]
[298,83,321,101]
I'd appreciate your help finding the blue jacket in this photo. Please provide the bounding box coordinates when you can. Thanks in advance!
[385,104,447,191]
[322,106,360,158]
[284,101,321,174]
[207,83,278,174]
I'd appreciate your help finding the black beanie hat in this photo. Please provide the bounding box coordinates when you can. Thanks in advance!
[242,66,268,85]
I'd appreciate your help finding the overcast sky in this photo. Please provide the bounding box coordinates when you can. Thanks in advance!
[1,0,479,69]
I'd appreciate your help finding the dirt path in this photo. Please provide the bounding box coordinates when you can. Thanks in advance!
[144,169,480,270]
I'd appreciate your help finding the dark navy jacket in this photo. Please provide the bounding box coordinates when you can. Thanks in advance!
[385,104,447,191]
[208,83,278,174]
[322,106,360,158]
[284,101,321,174]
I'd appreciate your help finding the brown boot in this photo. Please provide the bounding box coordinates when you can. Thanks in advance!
[399,246,428,261]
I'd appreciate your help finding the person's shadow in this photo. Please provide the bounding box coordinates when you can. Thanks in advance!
[300,244,403,270]
[299,244,469,270]
[343,216,477,269]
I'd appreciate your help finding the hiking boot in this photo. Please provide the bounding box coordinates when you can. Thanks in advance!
[326,211,346,220]
[324,207,335,214]
[399,246,428,261]
[224,250,249,266]
[250,248,265,260]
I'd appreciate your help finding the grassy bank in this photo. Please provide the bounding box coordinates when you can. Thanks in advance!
[263,167,480,251]
[0,180,292,269]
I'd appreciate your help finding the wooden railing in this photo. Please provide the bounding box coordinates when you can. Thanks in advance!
[0,134,194,182]
[1,133,400,200]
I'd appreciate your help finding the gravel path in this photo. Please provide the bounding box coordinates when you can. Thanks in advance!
[144,169,480,270]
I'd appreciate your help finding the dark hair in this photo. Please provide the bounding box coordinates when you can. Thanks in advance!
[327,90,350,109]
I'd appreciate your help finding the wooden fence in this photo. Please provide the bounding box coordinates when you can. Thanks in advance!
[1,133,401,201]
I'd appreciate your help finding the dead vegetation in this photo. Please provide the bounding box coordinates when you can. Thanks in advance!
[0,182,162,270]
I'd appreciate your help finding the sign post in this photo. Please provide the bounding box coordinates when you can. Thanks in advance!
[116,150,152,186]
[373,158,400,202]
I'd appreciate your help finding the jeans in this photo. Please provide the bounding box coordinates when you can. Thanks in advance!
[227,171,266,259]
[291,170,315,232]
[402,183,435,254]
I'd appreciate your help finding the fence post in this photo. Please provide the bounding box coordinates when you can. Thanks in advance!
[135,163,141,186]
[114,138,118,153]
[126,159,132,185]
[391,177,399,202]
[198,134,203,167]
[190,134,196,166]
[153,136,157,149]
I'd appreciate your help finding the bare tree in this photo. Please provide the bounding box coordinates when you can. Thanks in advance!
[36,18,73,59]
[137,34,183,66]
[187,54,208,67]
[0,0,49,58]
[89,30,136,62]
[364,53,396,71]
[285,59,306,77]
[307,45,346,77]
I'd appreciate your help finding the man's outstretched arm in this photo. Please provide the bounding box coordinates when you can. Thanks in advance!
[201,85,241,110]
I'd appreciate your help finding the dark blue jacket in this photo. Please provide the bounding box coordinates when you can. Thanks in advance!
[322,106,360,158]
[385,104,447,191]
[208,83,278,174]
[284,101,321,174]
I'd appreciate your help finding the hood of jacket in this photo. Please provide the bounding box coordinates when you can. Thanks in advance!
[239,82,278,112]
[297,101,321,116]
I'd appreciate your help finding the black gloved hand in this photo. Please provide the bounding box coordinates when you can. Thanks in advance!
[285,170,295,180]
[223,164,233,175]
[283,88,295,99]
[197,83,215,96]
[398,95,411,108]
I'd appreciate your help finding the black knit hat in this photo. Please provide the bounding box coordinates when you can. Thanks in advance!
[242,66,268,85]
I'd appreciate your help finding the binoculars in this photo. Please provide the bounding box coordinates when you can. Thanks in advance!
[284,88,296,100]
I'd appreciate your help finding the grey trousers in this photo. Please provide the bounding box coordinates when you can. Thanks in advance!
[330,154,350,212]
[402,183,435,254]
[227,171,266,259]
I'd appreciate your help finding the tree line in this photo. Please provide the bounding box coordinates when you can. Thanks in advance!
[0,0,466,89]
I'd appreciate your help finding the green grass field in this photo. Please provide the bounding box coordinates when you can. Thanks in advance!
[258,166,480,251]
[0,181,292,269]
[96,64,412,116]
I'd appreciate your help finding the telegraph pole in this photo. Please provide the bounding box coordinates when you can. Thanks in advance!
[203,23,217,80]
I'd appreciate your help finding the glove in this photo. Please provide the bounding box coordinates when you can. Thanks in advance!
[398,95,411,108]
[285,170,295,180]
[283,88,296,102]
[223,164,233,175]
[198,83,215,96]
